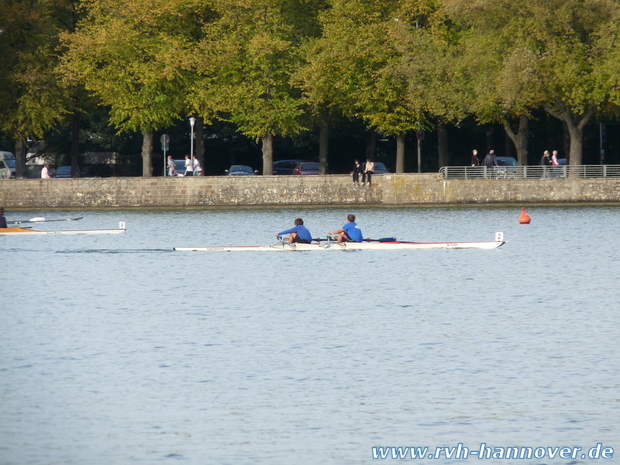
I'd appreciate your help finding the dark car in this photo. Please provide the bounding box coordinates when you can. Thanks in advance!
[496,156,518,167]
[173,160,190,176]
[55,166,85,178]
[226,165,258,176]
[373,162,390,174]
[292,162,321,175]
[272,159,310,175]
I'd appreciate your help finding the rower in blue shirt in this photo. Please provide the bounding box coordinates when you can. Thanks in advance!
[277,218,313,244]
[328,214,363,243]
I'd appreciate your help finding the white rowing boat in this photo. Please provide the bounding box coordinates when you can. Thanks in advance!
[0,222,127,236]
[174,233,506,252]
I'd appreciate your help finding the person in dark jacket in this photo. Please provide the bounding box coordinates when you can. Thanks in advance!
[483,150,498,167]
[0,207,7,228]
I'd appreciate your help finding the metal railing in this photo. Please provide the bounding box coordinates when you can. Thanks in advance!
[439,165,620,180]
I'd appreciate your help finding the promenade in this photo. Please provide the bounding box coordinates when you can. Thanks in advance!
[2,174,620,208]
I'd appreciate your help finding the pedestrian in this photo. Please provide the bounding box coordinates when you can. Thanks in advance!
[471,149,480,166]
[351,159,363,185]
[167,156,175,176]
[41,164,52,179]
[540,150,551,177]
[192,156,202,176]
[184,155,193,176]
[483,150,498,168]
[551,150,559,166]
[362,159,375,186]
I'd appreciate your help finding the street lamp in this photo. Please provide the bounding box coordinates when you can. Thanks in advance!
[189,117,196,175]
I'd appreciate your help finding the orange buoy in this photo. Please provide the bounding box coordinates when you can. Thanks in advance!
[519,208,531,224]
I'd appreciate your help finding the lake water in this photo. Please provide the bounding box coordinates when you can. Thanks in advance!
[1,206,618,465]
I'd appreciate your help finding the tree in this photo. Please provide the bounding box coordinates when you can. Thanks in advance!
[189,0,319,175]
[59,0,207,176]
[443,0,620,165]
[300,0,431,173]
[0,0,74,176]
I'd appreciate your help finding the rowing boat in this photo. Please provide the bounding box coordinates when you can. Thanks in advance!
[174,233,506,252]
[0,222,127,236]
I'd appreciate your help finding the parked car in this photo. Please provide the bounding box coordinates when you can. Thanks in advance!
[0,151,16,179]
[226,165,258,176]
[496,156,518,167]
[173,160,188,176]
[272,159,310,175]
[292,162,321,175]
[55,166,85,178]
[373,162,390,174]
[489,156,519,179]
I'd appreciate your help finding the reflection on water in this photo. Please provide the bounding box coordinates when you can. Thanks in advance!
[1,206,619,464]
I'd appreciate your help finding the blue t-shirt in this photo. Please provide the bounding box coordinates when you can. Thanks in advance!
[343,222,363,242]
[277,225,312,242]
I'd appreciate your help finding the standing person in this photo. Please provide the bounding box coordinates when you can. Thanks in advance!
[277,218,313,244]
[0,207,7,228]
[351,159,363,185]
[471,149,480,166]
[184,155,193,176]
[167,156,175,176]
[483,150,498,168]
[551,150,559,166]
[192,156,202,176]
[362,159,375,186]
[541,150,551,177]
[328,214,363,243]
[41,164,52,179]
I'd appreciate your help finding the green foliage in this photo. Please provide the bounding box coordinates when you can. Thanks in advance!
[59,0,209,133]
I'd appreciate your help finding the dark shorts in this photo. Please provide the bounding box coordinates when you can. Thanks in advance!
[293,236,311,244]
[342,231,353,242]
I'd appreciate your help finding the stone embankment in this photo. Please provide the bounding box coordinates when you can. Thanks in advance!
[1,174,620,208]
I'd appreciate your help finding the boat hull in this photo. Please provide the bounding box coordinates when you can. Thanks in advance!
[174,240,505,252]
[0,227,126,236]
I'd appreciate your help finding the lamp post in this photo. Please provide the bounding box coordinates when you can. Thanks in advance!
[189,117,196,175]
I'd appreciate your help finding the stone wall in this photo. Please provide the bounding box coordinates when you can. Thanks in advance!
[2,174,620,208]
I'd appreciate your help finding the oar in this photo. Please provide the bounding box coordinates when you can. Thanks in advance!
[313,237,398,243]
[8,216,84,225]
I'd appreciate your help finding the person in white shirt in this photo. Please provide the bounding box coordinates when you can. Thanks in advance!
[192,156,202,176]
[184,155,193,176]
[41,164,51,179]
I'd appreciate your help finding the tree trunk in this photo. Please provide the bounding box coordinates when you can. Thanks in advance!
[437,123,449,168]
[544,101,595,166]
[366,130,377,161]
[396,134,405,173]
[14,139,25,178]
[562,121,570,163]
[142,131,153,177]
[319,122,329,175]
[503,114,528,165]
[195,116,205,175]
[486,126,495,153]
[261,132,274,175]
[70,112,80,178]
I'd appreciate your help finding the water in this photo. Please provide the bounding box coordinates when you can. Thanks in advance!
[1,206,618,464]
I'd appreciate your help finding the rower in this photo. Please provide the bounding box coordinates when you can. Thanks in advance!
[328,214,363,243]
[0,207,7,228]
[277,218,312,244]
